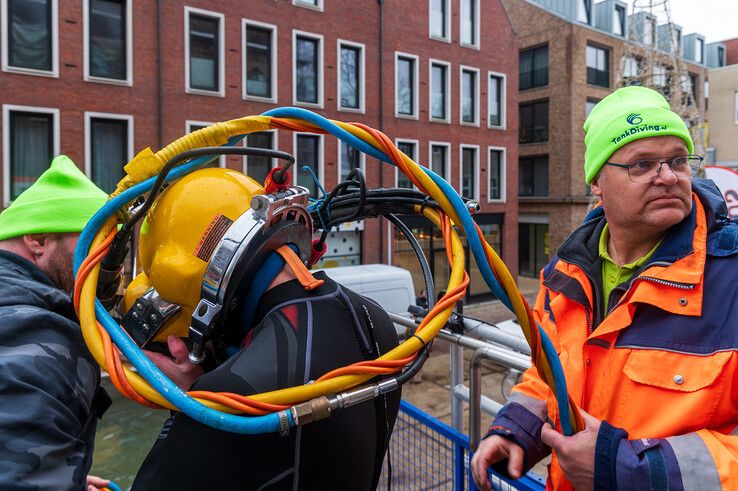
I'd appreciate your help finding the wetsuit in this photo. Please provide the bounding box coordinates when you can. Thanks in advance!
[133,271,401,490]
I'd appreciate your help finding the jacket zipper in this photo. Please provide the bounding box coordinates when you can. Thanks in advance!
[606,261,695,316]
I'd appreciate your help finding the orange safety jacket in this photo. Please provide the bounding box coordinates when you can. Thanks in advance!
[486,179,738,490]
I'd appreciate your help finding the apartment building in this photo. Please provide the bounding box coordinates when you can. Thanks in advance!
[500,0,709,276]
[0,0,518,302]
[705,38,738,169]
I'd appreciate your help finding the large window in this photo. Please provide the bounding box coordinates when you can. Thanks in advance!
[243,21,276,101]
[460,145,478,200]
[186,8,223,94]
[577,0,591,24]
[430,143,450,181]
[460,0,478,47]
[86,0,128,82]
[245,131,276,185]
[338,41,364,112]
[86,114,131,194]
[4,0,57,74]
[488,72,506,128]
[519,100,548,144]
[395,53,418,117]
[696,38,704,64]
[339,142,363,181]
[294,134,322,197]
[395,140,417,188]
[488,147,505,202]
[519,221,549,277]
[429,0,449,40]
[519,45,548,90]
[3,106,59,204]
[294,32,322,106]
[460,66,479,125]
[586,44,609,88]
[519,155,548,197]
[429,60,449,121]
[613,5,625,36]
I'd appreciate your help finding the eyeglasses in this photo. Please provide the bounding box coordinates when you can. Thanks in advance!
[605,155,703,183]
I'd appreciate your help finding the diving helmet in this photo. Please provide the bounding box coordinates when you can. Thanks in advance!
[122,167,313,362]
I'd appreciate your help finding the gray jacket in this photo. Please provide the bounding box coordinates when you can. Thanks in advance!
[0,251,108,490]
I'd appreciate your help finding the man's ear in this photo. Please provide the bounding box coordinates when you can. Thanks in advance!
[590,174,603,198]
[22,234,48,254]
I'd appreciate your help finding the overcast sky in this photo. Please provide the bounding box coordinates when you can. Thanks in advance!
[622,0,737,43]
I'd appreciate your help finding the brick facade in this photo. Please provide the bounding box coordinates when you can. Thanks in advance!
[0,0,519,294]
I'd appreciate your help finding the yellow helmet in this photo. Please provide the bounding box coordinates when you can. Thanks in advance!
[123,167,264,343]
[121,166,313,359]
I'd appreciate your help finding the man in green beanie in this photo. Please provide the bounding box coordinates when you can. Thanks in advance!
[0,155,113,490]
[473,86,738,490]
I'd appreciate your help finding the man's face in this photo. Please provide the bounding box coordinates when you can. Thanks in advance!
[39,233,80,293]
[590,136,693,237]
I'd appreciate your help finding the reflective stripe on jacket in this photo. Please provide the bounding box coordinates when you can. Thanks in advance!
[490,179,738,490]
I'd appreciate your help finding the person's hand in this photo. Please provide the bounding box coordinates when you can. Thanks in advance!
[540,410,601,491]
[143,335,204,390]
[471,435,525,491]
[86,475,110,491]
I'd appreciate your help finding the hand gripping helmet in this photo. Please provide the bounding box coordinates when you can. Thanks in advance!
[122,167,313,362]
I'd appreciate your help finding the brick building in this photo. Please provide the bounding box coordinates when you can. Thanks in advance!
[500,0,709,277]
[0,0,519,302]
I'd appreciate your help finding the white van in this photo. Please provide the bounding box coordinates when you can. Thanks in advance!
[320,264,416,317]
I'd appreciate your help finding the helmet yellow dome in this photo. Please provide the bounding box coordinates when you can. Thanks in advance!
[123,167,264,342]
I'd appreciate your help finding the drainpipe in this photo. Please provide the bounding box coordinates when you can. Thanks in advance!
[156,0,163,148]
[378,0,385,264]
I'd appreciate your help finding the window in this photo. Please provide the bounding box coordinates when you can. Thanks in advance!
[395,53,418,118]
[586,98,599,117]
[292,0,323,11]
[338,41,364,112]
[3,0,57,75]
[294,133,322,197]
[696,38,704,64]
[622,56,639,79]
[85,113,132,194]
[577,0,591,24]
[429,0,449,41]
[519,155,548,197]
[293,32,323,106]
[613,5,625,36]
[642,18,655,46]
[586,44,609,87]
[2,105,59,205]
[653,64,667,87]
[339,142,363,181]
[519,220,549,277]
[243,20,276,101]
[460,66,479,125]
[519,100,548,144]
[735,91,738,124]
[488,147,505,202]
[186,121,224,167]
[460,145,478,200]
[488,72,506,128]
[429,60,449,121]
[245,131,276,185]
[430,143,450,181]
[85,0,129,82]
[185,8,223,95]
[718,46,726,67]
[519,45,548,90]
[460,0,479,47]
[395,140,417,188]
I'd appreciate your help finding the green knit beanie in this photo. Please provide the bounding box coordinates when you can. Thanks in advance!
[0,155,108,240]
[583,86,693,184]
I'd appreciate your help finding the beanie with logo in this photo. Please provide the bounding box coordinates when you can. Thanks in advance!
[583,86,693,184]
[0,155,108,240]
